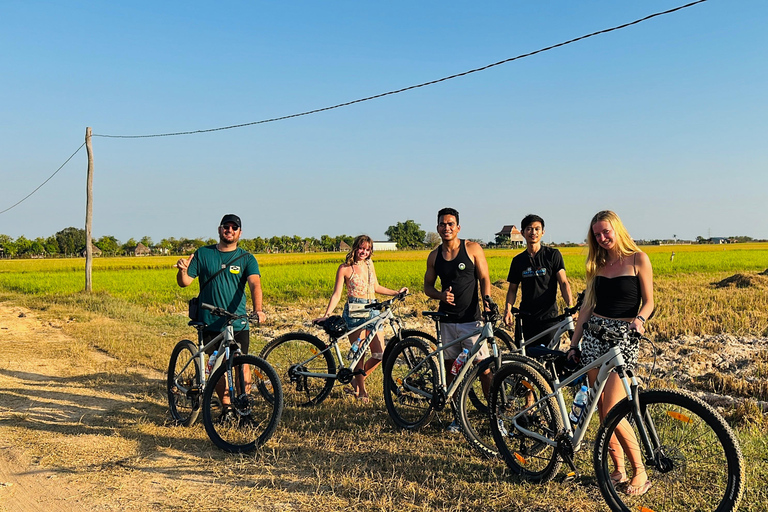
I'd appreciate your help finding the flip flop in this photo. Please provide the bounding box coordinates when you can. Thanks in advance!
[343,385,358,398]
[610,470,629,485]
[356,395,369,403]
[626,480,652,496]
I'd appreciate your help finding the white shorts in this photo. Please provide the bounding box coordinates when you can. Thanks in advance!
[441,320,488,361]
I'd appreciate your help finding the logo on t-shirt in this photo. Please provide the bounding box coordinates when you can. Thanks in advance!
[229,265,241,274]
[522,267,547,278]
[458,263,466,271]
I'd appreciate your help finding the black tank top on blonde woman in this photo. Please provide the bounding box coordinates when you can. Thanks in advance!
[434,239,481,323]
[593,253,642,319]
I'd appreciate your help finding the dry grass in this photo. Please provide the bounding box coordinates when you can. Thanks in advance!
[2,266,768,510]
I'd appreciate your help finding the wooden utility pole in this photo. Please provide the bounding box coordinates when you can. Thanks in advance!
[85,127,94,292]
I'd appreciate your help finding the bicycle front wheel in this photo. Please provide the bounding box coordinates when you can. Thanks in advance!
[489,361,563,483]
[458,353,551,459]
[594,389,744,512]
[202,355,283,454]
[259,332,336,407]
[383,337,437,431]
[167,339,201,426]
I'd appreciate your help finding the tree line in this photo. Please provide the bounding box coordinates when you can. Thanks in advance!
[0,220,436,258]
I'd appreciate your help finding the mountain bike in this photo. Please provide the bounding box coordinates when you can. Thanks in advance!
[457,296,582,458]
[382,296,523,441]
[259,292,434,407]
[488,324,744,512]
[167,303,283,453]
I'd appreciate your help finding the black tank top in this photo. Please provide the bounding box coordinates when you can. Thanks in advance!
[593,275,641,318]
[434,240,481,323]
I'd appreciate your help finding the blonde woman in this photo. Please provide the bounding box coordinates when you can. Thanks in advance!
[314,235,408,402]
[568,210,654,496]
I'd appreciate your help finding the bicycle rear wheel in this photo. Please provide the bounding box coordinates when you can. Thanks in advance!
[383,337,437,430]
[167,339,201,426]
[259,332,336,407]
[489,361,563,483]
[594,389,744,512]
[202,355,283,454]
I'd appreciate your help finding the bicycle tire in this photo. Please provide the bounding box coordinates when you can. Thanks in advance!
[458,353,553,459]
[468,353,553,412]
[489,361,563,482]
[167,339,202,426]
[259,332,336,407]
[594,389,744,512]
[202,355,283,454]
[383,337,437,431]
[494,328,517,352]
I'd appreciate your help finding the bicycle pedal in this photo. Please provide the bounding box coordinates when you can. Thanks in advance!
[562,470,580,483]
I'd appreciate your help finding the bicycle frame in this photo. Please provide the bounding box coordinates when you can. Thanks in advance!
[288,307,399,380]
[401,319,501,406]
[172,322,241,398]
[516,316,575,354]
[508,344,638,451]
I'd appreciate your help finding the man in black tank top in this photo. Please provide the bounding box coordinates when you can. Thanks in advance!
[425,208,493,432]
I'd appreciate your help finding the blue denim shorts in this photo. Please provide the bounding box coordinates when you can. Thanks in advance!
[342,297,379,330]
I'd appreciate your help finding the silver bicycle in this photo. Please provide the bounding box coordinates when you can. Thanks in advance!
[488,324,744,511]
[259,292,434,407]
[167,303,283,453]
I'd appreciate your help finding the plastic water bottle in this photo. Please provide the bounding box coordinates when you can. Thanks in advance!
[569,385,589,424]
[206,351,218,376]
[451,348,470,375]
[347,335,363,361]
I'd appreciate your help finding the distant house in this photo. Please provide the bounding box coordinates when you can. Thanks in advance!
[80,244,102,257]
[374,241,397,251]
[495,225,525,248]
[709,237,729,244]
[134,242,151,256]
[339,241,351,252]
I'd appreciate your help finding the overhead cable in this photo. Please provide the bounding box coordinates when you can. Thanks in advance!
[0,143,86,215]
[93,0,707,139]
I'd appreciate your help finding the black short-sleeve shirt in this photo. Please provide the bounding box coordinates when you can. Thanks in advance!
[507,245,565,321]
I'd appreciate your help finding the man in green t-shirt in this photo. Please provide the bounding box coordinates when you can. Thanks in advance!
[175,214,264,354]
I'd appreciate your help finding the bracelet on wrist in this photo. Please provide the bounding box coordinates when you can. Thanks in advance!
[636,315,646,323]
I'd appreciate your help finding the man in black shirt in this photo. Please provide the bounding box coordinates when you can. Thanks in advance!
[504,214,574,348]
[425,207,492,433]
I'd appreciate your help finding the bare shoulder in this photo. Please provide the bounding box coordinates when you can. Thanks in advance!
[465,240,486,258]
[635,251,651,266]
[426,247,439,266]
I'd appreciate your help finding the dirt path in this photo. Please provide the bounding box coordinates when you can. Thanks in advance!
[0,302,178,511]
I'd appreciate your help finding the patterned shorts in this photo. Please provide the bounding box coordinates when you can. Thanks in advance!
[580,316,639,372]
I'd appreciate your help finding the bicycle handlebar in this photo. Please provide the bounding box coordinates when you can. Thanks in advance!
[364,291,408,310]
[200,302,260,325]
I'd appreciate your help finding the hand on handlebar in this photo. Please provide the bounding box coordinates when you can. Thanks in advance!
[249,311,266,324]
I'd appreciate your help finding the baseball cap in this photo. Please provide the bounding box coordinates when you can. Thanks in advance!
[220,214,241,228]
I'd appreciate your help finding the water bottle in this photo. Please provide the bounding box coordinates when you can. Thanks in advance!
[347,335,363,361]
[569,385,589,424]
[206,351,218,376]
[451,348,470,375]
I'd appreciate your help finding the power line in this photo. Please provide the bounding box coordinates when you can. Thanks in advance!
[94,0,707,139]
[0,143,86,216]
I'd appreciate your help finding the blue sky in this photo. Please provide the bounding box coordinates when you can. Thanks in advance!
[1,0,766,244]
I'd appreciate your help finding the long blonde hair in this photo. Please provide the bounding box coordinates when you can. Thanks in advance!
[583,210,641,309]
[345,235,373,266]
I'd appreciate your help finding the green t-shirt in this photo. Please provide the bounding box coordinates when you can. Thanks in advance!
[187,245,260,332]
